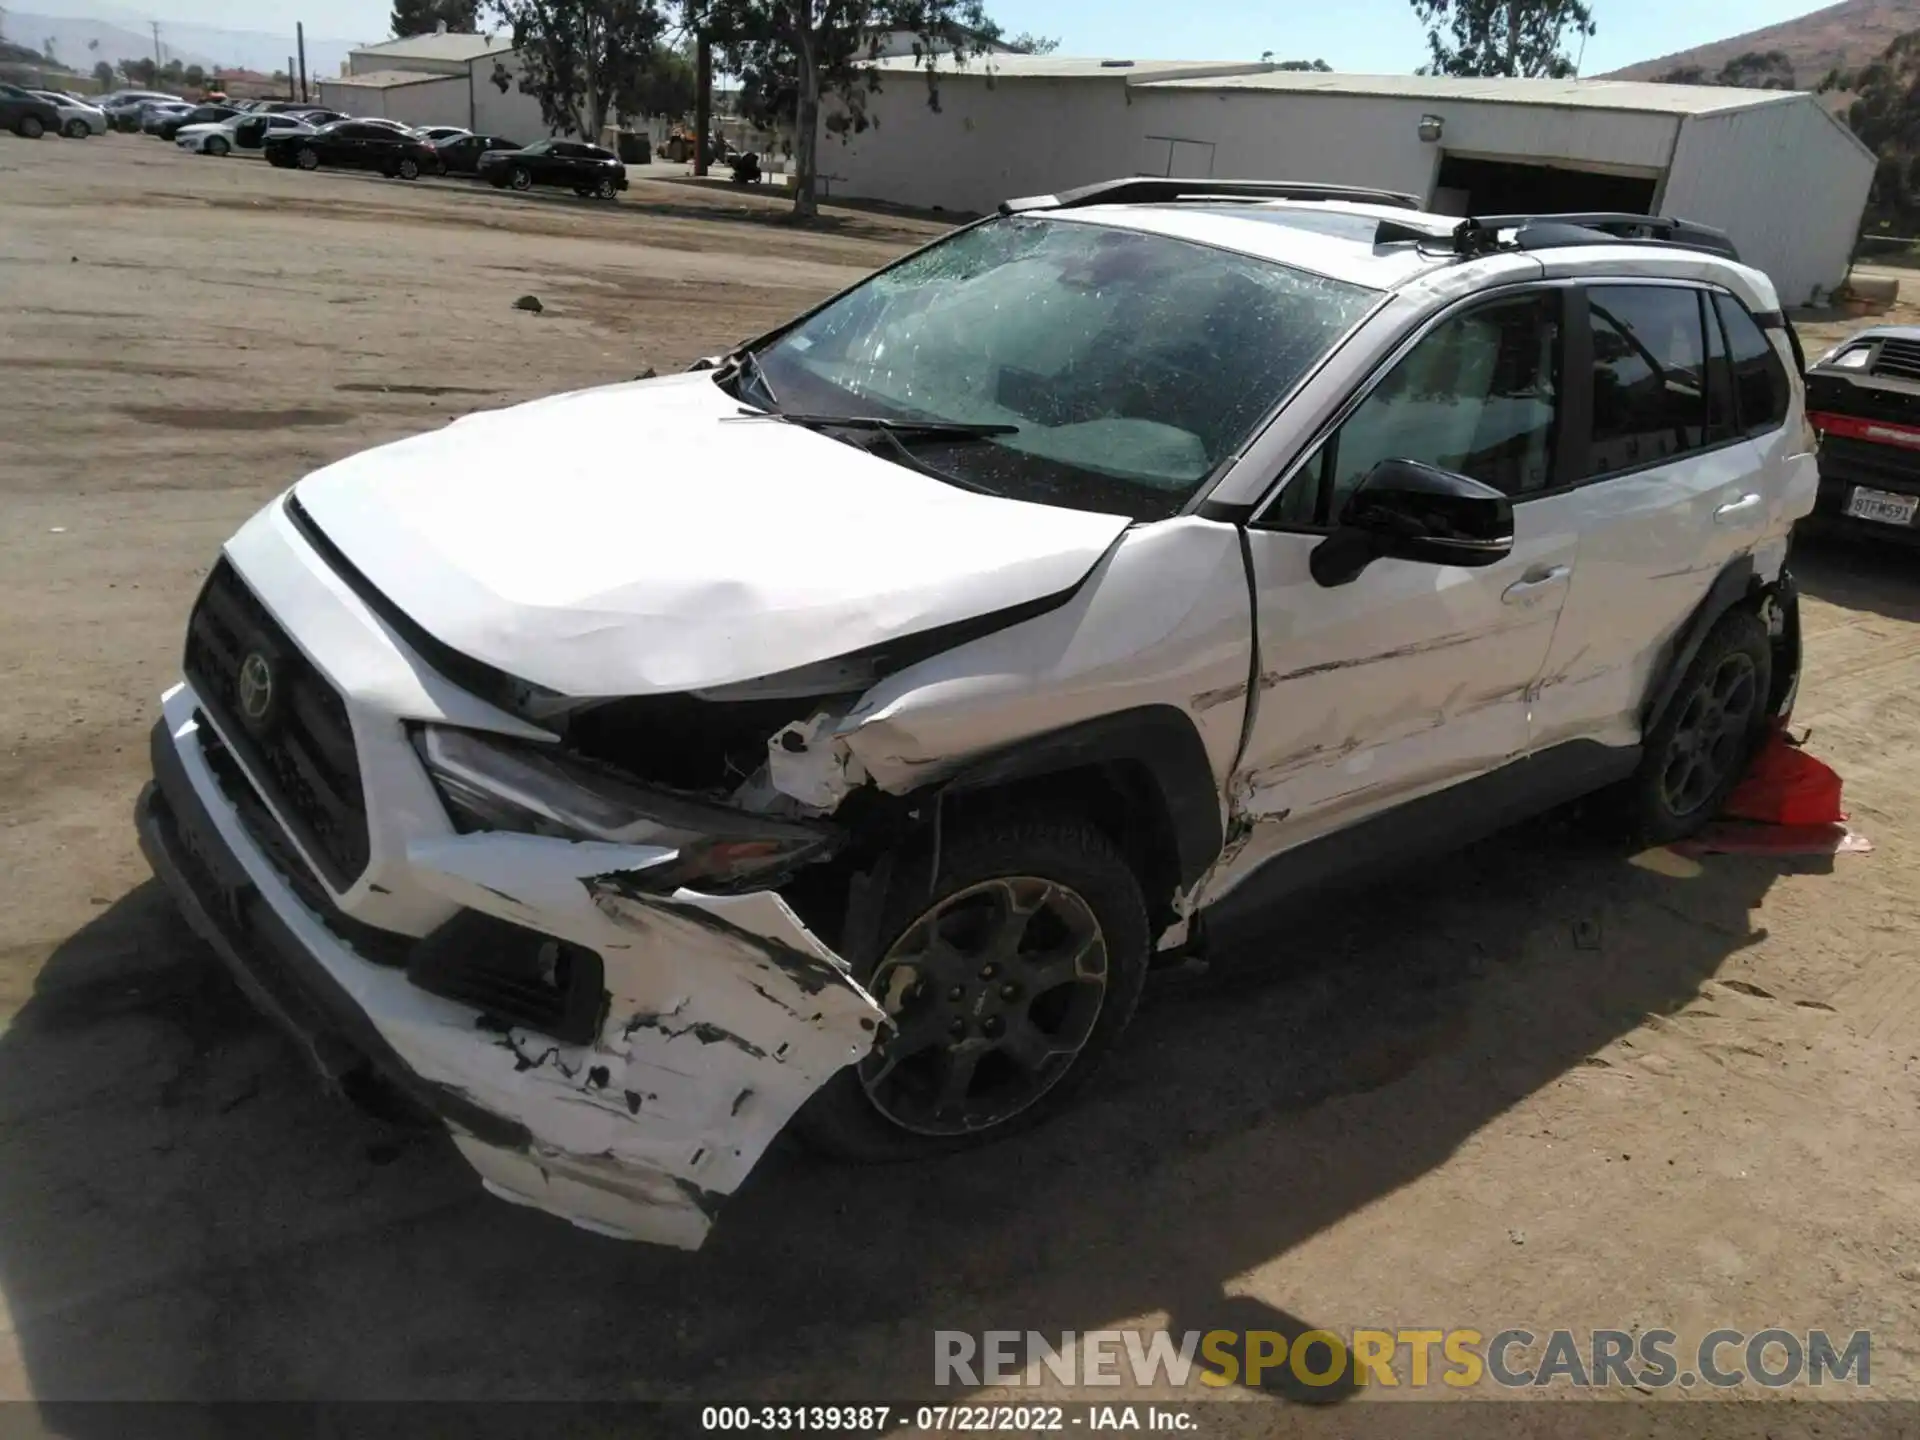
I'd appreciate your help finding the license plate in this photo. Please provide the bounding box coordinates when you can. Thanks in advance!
[1846,486,1920,526]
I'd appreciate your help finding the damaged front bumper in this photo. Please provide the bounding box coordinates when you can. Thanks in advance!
[137,699,884,1249]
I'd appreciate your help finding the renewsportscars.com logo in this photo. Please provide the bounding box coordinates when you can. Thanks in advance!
[934,1328,1872,1391]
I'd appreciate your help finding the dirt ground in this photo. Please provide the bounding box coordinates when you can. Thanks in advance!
[4,135,1920,1427]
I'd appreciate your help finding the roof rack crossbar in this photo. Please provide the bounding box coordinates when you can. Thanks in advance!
[999,178,1422,216]
[1451,211,1739,262]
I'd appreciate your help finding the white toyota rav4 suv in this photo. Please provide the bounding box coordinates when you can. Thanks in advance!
[138,179,1815,1248]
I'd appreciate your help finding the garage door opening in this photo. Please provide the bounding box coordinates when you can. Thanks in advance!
[1432,155,1658,218]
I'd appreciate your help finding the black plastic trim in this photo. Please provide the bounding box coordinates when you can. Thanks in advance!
[938,706,1225,888]
[1001,178,1422,214]
[1641,554,1758,738]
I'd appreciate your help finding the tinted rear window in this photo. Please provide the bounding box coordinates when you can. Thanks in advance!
[1713,293,1790,437]
[1584,285,1709,476]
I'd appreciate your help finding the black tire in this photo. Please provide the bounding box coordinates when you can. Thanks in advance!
[63,118,89,139]
[594,176,617,200]
[397,156,419,179]
[296,145,319,171]
[1619,606,1772,844]
[508,165,531,191]
[797,814,1151,1162]
[207,135,230,156]
[17,116,44,139]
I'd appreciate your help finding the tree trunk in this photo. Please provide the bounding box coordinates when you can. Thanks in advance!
[793,24,820,220]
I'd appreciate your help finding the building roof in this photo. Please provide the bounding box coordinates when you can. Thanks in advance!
[348,32,513,65]
[873,53,1815,117]
[1139,69,1808,116]
[867,54,1269,82]
[322,68,457,89]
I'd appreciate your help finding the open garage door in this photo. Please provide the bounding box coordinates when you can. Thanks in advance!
[1432,154,1659,217]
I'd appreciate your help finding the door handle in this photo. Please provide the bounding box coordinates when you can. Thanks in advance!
[1714,493,1764,523]
[1501,564,1572,604]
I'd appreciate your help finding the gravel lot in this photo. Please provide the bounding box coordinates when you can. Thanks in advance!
[4,133,1920,1424]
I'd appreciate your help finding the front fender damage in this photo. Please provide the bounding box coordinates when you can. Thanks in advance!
[399,833,885,1248]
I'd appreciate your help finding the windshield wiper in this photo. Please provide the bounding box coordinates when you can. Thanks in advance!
[723,348,779,410]
[858,423,1000,494]
[729,412,1018,440]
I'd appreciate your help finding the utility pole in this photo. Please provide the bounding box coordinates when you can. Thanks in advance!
[693,31,711,177]
[151,20,161,64]
[296,21,307,101]
[286,54,296,99]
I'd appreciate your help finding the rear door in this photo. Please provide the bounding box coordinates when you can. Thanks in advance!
[1528,282,1778,752]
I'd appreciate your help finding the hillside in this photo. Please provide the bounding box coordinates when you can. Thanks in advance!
[1608,0,1920,85]
[0,9,354,78]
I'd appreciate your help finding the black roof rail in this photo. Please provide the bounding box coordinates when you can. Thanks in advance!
[1452,212,1739,262]
[999,178,1423,216]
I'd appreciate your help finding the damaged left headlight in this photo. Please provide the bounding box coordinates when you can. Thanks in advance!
[414,727,835,892]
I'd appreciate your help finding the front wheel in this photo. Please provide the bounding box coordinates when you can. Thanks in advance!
[594,176,617,200]
[64,118,89,139]
[797,815,1151,1161]
[397,156,419,179]
[207,135,230,156]
[296,145,319,170]
[1619,607,1772,844]
[508,165,531,191]
[17,116,44,139]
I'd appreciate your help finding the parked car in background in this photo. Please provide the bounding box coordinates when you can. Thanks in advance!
[180,111,314,156]
[0,82,63,138]
[153,102,240,142]
[263,118,437,178]
[140,102,196,136]
[429,131,521,176]
[1803,326,1920,544]
[478,138,627,198]
[413,124,469,146]
[102,95,179,131]
[28,89,105,137]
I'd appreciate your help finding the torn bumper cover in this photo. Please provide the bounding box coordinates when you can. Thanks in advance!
[137,704,884,1249]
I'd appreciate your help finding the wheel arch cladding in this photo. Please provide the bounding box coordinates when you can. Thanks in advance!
[933,705,1223,908]
[1642,553,1799,737]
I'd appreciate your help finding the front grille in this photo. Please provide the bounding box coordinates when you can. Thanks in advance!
[194,714,414,967]
[184,559,369,888]
[1875,338,1920,381]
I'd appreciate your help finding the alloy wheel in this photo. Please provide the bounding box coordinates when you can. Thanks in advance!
[510,167,531,190]
[858,876,1109,1136]
[20,117,43,139]
[1659,651,1758,817]
[297,146,318,170]
[399,157,418,179]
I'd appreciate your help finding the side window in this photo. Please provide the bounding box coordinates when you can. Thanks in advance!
[1584,285,1707,476]
[1273,293,1562,526]
[1703,290,1738,443]
[1714,293,1791,437]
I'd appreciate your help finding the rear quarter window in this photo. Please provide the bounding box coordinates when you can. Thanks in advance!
[1713,293,1791,437]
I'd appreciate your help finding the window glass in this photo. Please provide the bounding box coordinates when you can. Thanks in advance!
[1585,286,1707,476]
[1703,291,1737,442]
[1288,294,1561,524]
[1714,293,1790,436]
[755,215,1378,520]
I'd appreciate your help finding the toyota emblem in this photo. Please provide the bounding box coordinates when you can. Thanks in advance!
[237,651,275,723]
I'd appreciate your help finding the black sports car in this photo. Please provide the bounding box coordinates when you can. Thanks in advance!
[0,82,61,138]
[263,119,437,179]
[430,131,524,176]
[477,138,628,199]
[1805,326,1920,543]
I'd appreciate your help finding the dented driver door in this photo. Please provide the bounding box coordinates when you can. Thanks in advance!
[1202,290,1581,904]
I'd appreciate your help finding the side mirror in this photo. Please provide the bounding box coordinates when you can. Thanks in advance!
[1310,459,1515,587]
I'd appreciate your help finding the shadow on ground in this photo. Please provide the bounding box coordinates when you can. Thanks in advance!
[0,802,1816,1411]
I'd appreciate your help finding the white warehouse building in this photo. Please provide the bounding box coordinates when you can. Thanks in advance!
[825,57,1876,304]
[317,32,571,142]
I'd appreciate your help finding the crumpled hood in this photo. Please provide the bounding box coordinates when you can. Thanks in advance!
[293,373,1132,697]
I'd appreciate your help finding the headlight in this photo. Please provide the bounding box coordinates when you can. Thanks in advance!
[414,727,835,892]
[1818,344,1873,371]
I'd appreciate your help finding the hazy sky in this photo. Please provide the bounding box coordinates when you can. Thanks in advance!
[19,0,1837,69]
